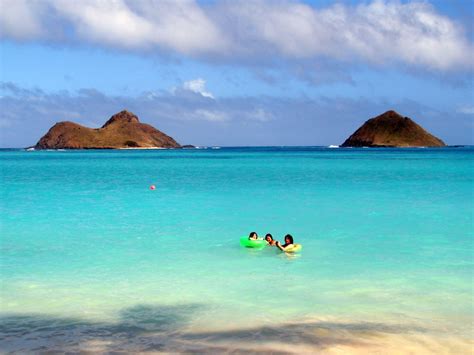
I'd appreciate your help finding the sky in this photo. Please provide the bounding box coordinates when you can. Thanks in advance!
[0,0,473,147]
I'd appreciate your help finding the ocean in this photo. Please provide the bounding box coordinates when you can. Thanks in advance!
[1,147,472,353]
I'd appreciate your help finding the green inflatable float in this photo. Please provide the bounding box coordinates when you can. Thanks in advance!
[240,237,267,248]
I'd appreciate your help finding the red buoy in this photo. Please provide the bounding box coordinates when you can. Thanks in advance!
[150,185,156,190]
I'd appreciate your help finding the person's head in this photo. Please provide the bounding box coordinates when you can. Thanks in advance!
[284,234,294,244]
[249,231,258,239]
[265,234,273,242]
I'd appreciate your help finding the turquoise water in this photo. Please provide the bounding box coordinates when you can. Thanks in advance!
[1,147,473,352]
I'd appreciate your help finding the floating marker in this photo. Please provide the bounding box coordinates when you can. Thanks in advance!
[150,185,156,190]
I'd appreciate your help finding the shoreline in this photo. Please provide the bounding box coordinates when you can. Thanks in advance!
[1,313,471,354]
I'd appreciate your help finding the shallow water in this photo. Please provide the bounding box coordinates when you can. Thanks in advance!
[1,147,473,353]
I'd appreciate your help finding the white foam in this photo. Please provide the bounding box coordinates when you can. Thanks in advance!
[119,147,166,150]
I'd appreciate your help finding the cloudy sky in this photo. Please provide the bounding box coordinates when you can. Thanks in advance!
[0,0,473,147]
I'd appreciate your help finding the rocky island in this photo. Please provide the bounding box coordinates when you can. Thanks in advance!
[35,110,181,149]
[341,110,445,147]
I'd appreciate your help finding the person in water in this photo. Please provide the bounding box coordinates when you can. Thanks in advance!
[248,231,259,240]
[265,233,277,246]
[276,234,294,251]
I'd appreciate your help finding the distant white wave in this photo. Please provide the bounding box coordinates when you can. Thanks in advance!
[328,145,339,148]
[119,147,166,150]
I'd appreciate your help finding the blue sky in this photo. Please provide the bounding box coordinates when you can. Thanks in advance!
[0,0,473,147]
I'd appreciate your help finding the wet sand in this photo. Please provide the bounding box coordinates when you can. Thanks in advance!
[1,312,471,354]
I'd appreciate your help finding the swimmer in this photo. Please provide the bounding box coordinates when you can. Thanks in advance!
[276,234,295,252]
[248,231,259,240]
[265,233,277,246]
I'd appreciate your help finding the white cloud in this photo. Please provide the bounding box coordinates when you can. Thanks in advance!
[0,0,472,72]
[247,108,273,122]
[0,118,12,128]
[0,0,46,40]
[193,109,228,122]
[457,105,474,115]
[222,0,473,71]
[182,78,214,98]
[48,0,227,53]
[50,0,155,49]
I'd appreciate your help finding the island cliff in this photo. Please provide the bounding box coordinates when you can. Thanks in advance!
[341,110,445,147]
[35,110,180,149]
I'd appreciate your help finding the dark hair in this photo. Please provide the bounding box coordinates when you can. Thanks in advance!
[265,233,273,241]
[284,234,294,245]
[248,231,257,239]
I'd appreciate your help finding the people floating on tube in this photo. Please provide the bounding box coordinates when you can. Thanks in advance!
[265,233,277,246]
[244,232,300,252]
[246,232,296,247]
[248,231,259,240]
[276,234,295,251]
